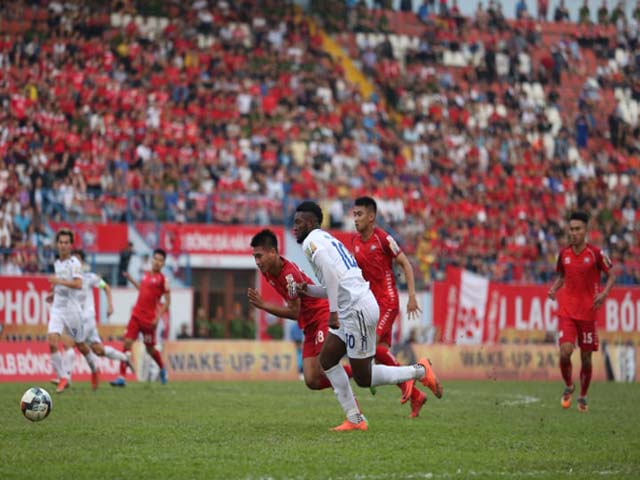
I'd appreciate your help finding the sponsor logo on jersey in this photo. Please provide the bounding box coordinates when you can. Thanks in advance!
[564,256,571,264]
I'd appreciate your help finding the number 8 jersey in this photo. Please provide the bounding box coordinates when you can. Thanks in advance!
[302,229,370,316]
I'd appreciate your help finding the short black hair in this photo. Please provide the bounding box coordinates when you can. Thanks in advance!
[56,228,74,244]
[250,229,279,251]
[295,201,323,225]
[153,248,167,259]
[569,211,590,224]
[71,249,85,261]
[354,196,377,214]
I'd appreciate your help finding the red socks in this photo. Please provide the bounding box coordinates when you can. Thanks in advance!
[119,348,130,376]
[149,348,164,369]
[560,356,572,387]
[580,363,592,397]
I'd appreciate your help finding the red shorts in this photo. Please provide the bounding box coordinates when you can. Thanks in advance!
[376,306,399,346]
[125,314,157,346]
[302,321,328,359]
[558,316,599,352]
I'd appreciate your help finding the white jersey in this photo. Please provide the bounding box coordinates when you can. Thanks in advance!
[78,272,102,320]
[51,256,83,315]
[302,229,370,316]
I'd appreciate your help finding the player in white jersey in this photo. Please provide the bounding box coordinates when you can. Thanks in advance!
[293,201,443,431]
[50,249,133,389]
[47,228,86,393]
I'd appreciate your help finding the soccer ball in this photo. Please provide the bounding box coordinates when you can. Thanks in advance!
[20,387,52,422]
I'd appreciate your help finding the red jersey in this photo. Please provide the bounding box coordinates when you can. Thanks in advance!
[352,227,401,309]
[132,271,168,323]
[262,257,329,335]
[556,243,611,321]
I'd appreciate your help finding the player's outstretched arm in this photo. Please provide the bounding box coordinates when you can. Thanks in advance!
[247,288,301,320]
[395,252,421,320]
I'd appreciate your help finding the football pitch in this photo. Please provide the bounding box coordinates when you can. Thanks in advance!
[1,379,638,479]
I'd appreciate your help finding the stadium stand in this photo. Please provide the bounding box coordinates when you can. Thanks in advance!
[0,0,639,287]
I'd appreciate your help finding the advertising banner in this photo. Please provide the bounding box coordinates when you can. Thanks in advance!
[164,340,298,381]
[0,276,51,326]
[433,267,640,344]
[0,341,135,382]
[135,223,285,256]
[49,222,129,252]
[409,344,610,382]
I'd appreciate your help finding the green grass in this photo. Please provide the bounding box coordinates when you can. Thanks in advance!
[1,379,638,479]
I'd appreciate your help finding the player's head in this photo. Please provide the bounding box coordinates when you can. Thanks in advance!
[293,201,322,244]
[71,248,86,264]
[151,248,166,272]
[55,228,74,257]
[250,229,280,274]
[353,196,377,234]
[568,211,589,246]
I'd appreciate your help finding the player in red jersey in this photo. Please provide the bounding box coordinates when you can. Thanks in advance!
[110,248,171,387]
[352,196,434,418]
[548,212,615,412]
[248,229,352,390]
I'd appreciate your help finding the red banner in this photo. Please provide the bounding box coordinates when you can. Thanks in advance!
[433,268,640,344]
[0,341,134,382]
[0,276,51,326]
[135,223,285,255]
[49,222,129,253]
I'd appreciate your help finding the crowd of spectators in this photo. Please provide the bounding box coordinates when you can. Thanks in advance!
[1,0,640,286]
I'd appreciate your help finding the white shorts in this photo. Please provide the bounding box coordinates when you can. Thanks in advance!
[330,291,379,359]
[48,308,84,342]
[76,316,102,345]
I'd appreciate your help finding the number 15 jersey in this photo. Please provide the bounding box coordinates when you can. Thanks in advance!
[302,228,370,316]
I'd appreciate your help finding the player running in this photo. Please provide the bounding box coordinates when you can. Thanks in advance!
[110,248,171,387]
[351,196,429,418]
[548,211,615,412]
[248,229,352,391]
[46,228,88,393]
[293,201,442,431]
[51,250,134,389]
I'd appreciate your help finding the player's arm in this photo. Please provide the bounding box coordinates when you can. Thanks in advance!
[247,288,301,320]
[48,276,82,289]
[547,273,564,300]
[99,278,114,317]
[394,252,421,320]
[314,248,340,328]
[123,271,140,290]
[593,270,616,309]
[153,284,171,327]
[298,282,327,298]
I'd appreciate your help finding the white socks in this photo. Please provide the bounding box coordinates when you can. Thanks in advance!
[83,350,97,373]
[103,345,127,362]
[63,348,75,378]
[324,363,361,424]
[50,351,66,379]
[370,363,424,387]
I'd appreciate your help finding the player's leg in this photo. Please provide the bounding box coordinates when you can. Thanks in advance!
[48,312,69,391]
[347,294,439,396]
[142,325,167,384]
[302,322,351,390]
[558,316,577,408]
[375,307,415,403]
[111,317,138,386]
[319,328,366,430]
[576,321,598,412]
[76,340,100,390]
[61,335,76,383]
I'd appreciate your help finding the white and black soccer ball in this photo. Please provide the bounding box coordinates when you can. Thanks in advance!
[20,387,52,422]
